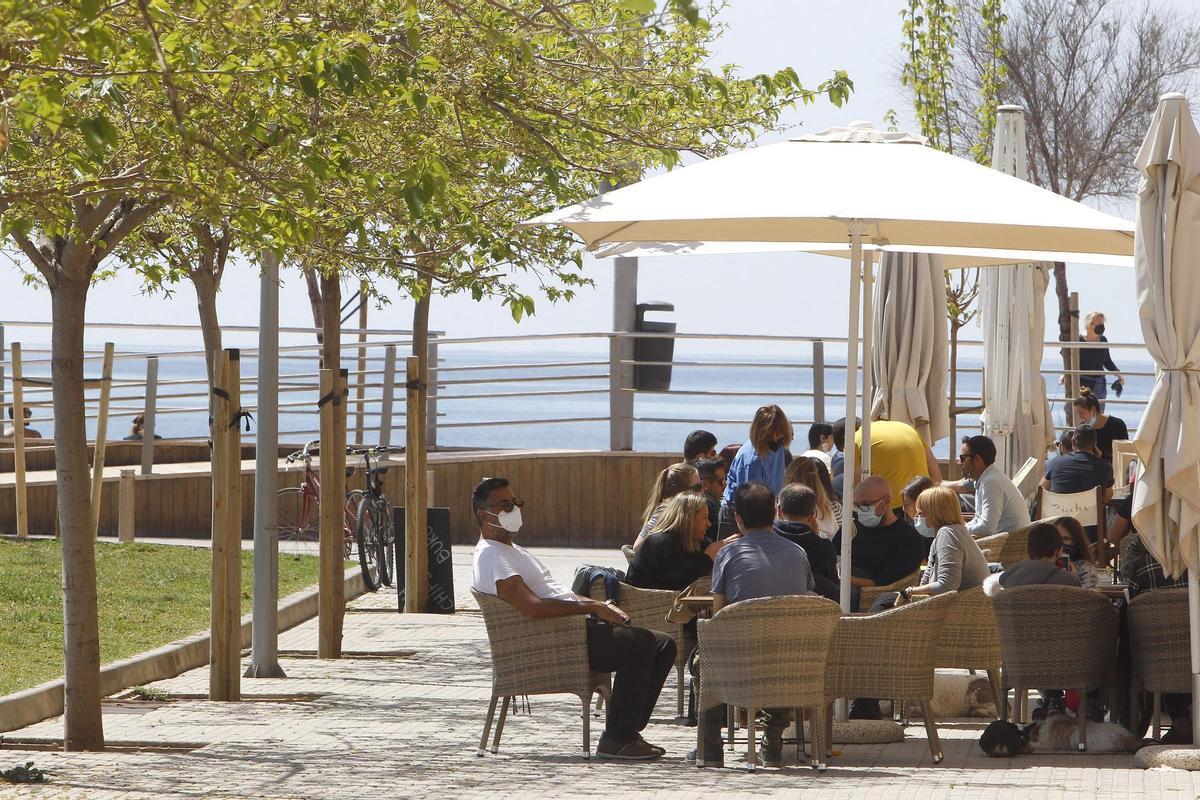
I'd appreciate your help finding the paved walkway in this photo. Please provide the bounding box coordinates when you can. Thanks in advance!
[2,546,1198,799]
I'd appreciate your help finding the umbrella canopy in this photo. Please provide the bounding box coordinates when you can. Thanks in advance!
[870,251,949,446]
[1131,93,1200,579]
[529,122,1136,260]
[979,107,1055,482]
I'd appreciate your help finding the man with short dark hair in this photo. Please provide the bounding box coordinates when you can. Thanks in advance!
[773,483,841,603]
[954,434,1030,537]
[470,477,676,760]
[684,430,719,464]
[3,406,42,439]
[695,482,812,768]
[695,457,726,543]
[984,521,1081,595]
[1041,424,1113,540]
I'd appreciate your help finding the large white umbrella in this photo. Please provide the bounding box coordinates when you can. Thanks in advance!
[1131,93,1200,741]
[979,107,1055,481]
[870,251,949,446]
[527,121,1135,615]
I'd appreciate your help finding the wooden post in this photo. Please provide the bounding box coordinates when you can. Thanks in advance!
[209,348,242,701]
[404,355,429,612]
[426,336,439,450]
[426,469,435,508]
[1067,291,1080,424]
[812,339,826,424]
[379,345,397,449]
[10,342,28,540]
[140,356,159,475]
[318,367,347,658]
[91,342,114,537]
[354,280,368,446]
[118,470,136,543]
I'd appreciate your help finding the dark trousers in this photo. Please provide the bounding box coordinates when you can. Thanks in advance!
[699,705,791,759]
[1165,693,1192,720]
[586,620,676,743]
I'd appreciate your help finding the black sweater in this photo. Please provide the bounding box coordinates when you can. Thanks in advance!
[625,532,712,591]
[1078,335,1119,375]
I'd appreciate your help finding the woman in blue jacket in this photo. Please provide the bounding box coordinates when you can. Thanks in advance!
[718,404,793,536]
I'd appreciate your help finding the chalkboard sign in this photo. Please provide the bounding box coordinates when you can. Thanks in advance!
[394,507,455,613]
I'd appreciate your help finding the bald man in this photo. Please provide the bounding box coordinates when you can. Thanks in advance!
[833,476,925,595]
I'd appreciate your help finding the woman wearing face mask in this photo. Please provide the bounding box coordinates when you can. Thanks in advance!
[891,486,990,608]
[1053,516,1098,590]
[718,404,793,537]
[1071,388,1129,463]
[1075,311,1124,405]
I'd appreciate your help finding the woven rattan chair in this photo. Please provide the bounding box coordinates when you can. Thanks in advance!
[974,532,1009,561]
[472,589,610,759]
[992,585,1118,750]
[932,587,1006,720]
[859,569,923,611]
[696,595,842,771]
[994,524,1034,569]
[825,591,957,763]
[1128,588,1190,739]
[588,579,692,717]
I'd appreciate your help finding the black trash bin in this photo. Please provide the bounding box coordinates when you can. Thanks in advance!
[633,302,675,392]
[394,506,455,613]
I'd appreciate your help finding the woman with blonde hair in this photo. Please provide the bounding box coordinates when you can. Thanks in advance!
[719,404,793,536]
[891,486,990,608]
[1077,310,1123,405]
[626,493,725,590]
[783,455,842,539]
[634,462,701,547]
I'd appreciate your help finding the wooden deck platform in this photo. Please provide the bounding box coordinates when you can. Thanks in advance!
[0,447,676,548]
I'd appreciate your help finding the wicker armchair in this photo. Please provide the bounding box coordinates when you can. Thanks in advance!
[974,532,1009,561]
[859,569,923,612]
[932,587,1006,720]
[994,524,1035,568]
[589,579,692,717]
[992,585,1119,750]
[696,595,842,770]
[825,591,957,762]
[1128,588,1190,739]
[472,589,610,759]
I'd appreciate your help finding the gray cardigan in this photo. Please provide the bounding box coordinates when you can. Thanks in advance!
[921,523,991,595]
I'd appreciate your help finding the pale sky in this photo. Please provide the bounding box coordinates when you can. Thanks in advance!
[0,0,1163,352]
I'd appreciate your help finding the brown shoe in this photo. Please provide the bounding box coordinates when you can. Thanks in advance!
[597,737,665,761]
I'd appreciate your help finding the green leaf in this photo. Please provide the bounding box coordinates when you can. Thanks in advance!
[298,75,319,98]
[78,114,117,155]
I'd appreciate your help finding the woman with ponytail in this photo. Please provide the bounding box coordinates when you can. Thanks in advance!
[1072,388,1128,463]
[633,462,701,548]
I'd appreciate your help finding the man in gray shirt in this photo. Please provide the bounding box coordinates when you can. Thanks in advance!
[696,482,813,768]
[953,435,1031,537]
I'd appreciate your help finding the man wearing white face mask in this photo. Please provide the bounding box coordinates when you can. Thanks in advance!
[470,477,676,761]
[832,477,924,610]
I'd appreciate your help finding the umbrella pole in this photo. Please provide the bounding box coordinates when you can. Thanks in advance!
[861,249,875,480]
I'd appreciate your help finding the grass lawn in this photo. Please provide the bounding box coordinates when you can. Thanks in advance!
[0,539,327,697]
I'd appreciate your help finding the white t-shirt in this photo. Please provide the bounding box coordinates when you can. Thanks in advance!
[472,538,577,601]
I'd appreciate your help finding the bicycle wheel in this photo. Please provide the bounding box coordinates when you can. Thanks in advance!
[377,499,395,587]
[344,490,364,561]
[356,494,382,591]
[277,486,319,558]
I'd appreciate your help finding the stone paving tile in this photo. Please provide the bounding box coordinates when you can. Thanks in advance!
[3,546,1199,799]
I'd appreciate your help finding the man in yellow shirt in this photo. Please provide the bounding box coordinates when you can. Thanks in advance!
[852,419,942,511]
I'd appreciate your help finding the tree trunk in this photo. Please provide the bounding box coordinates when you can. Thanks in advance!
[948,319,960,480]
[191,268,223,390]
[1053,261,1074,425]
[52,268,105,751]
[319,272,340,371]
[304,267,324,354]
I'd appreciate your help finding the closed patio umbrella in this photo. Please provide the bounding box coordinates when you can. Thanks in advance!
[526,121,1135,615]
[870,251,949,446]
[1131,93,1200,742]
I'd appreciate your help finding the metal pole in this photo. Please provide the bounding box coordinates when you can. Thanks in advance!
[610,255,637,450]
[812,340,826,424]
[426,336,439,450]
[379,345,397,449]
[140,356,158,475]
[247,251,284,678]
[836,222,866,721]
[860,249,875,479]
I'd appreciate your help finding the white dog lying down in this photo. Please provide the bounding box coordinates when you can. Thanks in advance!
[904,671,998,719]
[1026,713,1140,753]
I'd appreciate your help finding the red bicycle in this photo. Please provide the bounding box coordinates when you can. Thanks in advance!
[277,440,374,587]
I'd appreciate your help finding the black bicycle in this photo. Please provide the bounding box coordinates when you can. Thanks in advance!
[348,445,395,590]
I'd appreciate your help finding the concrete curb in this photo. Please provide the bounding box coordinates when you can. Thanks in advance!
[0,568,367,734]
[1134,744,1200,769]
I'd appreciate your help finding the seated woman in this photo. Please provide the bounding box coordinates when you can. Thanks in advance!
[783,455,842,540]
[889,485,990,609]
[626,493,724,591]
[1054,516,1099,590]
[634,462,701,548]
